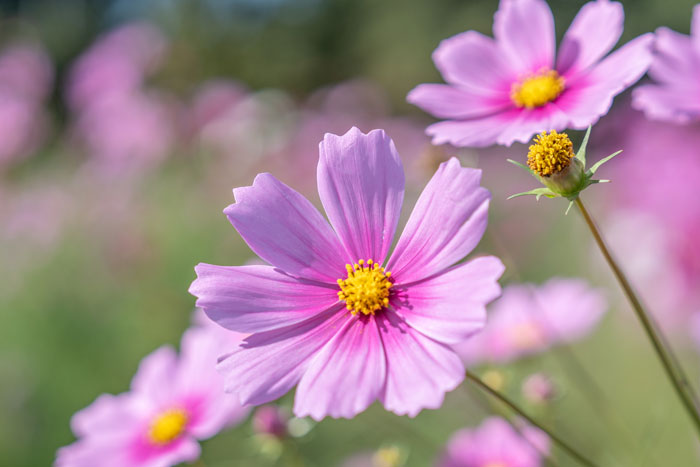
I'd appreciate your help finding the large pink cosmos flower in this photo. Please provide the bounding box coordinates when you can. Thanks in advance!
[55,321,249,467]
[633,5,700,123]
[437,417,548,467]
[407,0,653,147]
[455,279,607,365]
[189,127,504,420]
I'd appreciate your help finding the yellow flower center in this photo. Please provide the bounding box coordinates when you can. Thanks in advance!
[507,322,545,351]
[526,130,574,177]
[372,446,403,467]
[511,69,565,109]
[337,259,392,316]
[148,408,188,445]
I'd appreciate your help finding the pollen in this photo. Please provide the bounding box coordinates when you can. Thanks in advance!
[511,69,565,109]
[148,408,188,445]
[526,130,574,177]
[337,259,393,316]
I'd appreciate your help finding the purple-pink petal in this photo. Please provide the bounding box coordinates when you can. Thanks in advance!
[431,30,516,94]
[407,83,511,120]
[392,256,504,345]
[129,346,178,405]
[294,315,386,420]
[557,0,624,77]
[379,312,464,417]
[317,127,404,263]
[225,173,349,283]
[493,0,555,74]
[190,264,339,333]
[387,158,490,283]
[216,304,347,406]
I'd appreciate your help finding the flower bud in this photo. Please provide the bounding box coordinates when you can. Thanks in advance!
[522,372,556,404]
[527,131,586,196]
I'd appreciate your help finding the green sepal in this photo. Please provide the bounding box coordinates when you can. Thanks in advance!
[574,126,592,166]
[586,150,622,176]
[565,200,575,215]
[507,159,533,175]
[507,187,557,200]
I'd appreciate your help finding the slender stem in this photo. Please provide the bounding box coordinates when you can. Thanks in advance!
[465,370,599,467]
[574,196,700,437]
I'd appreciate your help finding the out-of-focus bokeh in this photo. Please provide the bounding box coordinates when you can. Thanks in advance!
[1,0,700,465]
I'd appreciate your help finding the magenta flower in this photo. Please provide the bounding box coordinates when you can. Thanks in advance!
[407,0,653,147]
[455,279,607,365]
[633,5,700,123]
[56,321,249,466]
[190,127,504,420]
[437,417,548,467]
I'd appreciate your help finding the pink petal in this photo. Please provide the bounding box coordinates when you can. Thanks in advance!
[387,158,490,283]
[174,326,249,440]
[293,315,386,420]
[493,0,555,74]
[494,103,570,146]
[392,256,504,345]
[407,83,511,119]
[425,111,517,147]
[130,346,178,405]
[431,30,516,93]
[648,27,699,84]
[560,33,654,128]
[632,85,700,123]
[692,4,700,54]
[557,0,624,77]
[70,393,143,438]
[379,312,464,417]
[216,304,346,406]
[317,128,404,263]
[225,173,349,283]
[190,264,339,333]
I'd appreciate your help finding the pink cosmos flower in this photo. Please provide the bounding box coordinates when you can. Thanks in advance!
[407,0,653,147]
[455,279,607,365]
[437,417,548,467]
[633,5,700,123]
[189,127,504,420]
[55,321,249,466]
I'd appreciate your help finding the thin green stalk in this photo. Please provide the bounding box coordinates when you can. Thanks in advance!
[574,196,700,438]
[465,370,599,467]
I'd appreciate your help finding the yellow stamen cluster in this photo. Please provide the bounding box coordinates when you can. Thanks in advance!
[527,130,574,177]
[337,259,392,316]
[148,408,188,445]
[511,69,565,109]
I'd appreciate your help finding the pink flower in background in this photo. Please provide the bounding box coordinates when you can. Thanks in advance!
[252,405,289,439]
[437,417,548,467]
[67,22,176,175]
[55,321,249,466]
[67,22,166,110]
[408,0,653,147]
[633,5,700,123]
[0,43,52,168]
[455,279,607,365]
[190,127,504,420]
[591,108,700,329]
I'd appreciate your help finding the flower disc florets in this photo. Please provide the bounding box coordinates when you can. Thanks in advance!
[148,408,188,445]
[337,259,393,316]
[511,69,565,109]
[527,130,574,176]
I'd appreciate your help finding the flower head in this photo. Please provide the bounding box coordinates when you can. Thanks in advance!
[633,5,700,123]
[454,279,607,365]
[437,417,548,467]
[407,0,653,147]
[189,127,504,420]
[55,316,249,466]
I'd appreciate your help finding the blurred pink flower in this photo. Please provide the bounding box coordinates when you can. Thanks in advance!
[190,128,503,420]
[633,5,700,123]
[67,22,166,111]
[592,108,700,328]
[55,319,249,467]
[437,417,547,467]
[252,405,288,438]
[455,279,607,365]
[408,0,653,147]
[0,43,52,168]
[522,373,556,404]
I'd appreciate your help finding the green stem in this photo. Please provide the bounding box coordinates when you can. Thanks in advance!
[465,370,599,467]
[574,196,700,438]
